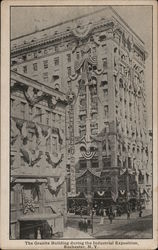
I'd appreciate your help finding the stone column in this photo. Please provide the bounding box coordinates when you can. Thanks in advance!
[39,183,45,213]
[14,183,21,239]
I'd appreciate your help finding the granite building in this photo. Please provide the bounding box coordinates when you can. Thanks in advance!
[11,6,152,212]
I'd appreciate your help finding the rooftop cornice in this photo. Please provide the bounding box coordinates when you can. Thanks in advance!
[11,70,67,100]
[11,19,115,55]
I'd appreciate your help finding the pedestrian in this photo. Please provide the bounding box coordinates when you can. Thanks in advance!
[79,216,82,231]
[36,227,41,239]
[109,212,113,224]
[127,210,130,219]
[139,209,142,217]
[83,218,88,232]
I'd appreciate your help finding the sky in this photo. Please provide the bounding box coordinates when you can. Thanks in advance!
[11,5,153,128]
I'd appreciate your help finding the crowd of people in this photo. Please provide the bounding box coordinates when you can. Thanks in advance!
[76,204,144,231]
[78,217,89,232]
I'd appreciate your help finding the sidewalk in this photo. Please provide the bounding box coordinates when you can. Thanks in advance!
[67,209,152,222]
[63,227,93,238]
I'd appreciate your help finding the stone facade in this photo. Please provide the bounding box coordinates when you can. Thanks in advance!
[11,7,152,210]
[10,71,67,239]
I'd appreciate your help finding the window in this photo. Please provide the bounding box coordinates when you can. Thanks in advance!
[44,49,48,54]
[76,52,80,60]
[91,113,97,120]
[92,47,96,53]
[34,52,37,58]
[54,57,59,66]
[52,112,55,122]
[67,67,71,76]
[80,129,86,137]
[66,164,70,174]
[91,160,99,168]
[43,72,48,82]
[102,58,107,70]
[43,60,48,69]
[33,63,38,71]
[20,102,26,119]
[138,173,144,184]
[91,128,98,135]
[104,122,109,133]
[58,114,62,124]
[46,137,51,152]
[23,66,27,73]
[36,107,42,123]
[104,105,109,118]
[54,45,58,52]
[103,89,108,97]
[46,110,50,125]
[80,160,87,169]
[67,54,71,62]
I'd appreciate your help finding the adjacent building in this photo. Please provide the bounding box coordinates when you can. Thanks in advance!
[11,6,152,215]
[10,71,67,239]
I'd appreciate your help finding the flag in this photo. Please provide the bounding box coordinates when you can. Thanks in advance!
[81,150,96,160]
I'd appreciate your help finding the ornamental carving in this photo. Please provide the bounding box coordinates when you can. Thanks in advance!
[11,119,64,168]
[72,21,93,40]
[47,172,65,196]
[11,82,59,108]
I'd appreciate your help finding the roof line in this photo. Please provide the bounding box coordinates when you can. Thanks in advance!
[11,70,66,96]
[110,6,144,45]
[11,6,109,41]
[11,6,145,46]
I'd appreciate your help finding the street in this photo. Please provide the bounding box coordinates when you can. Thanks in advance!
[64,210,152,239]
